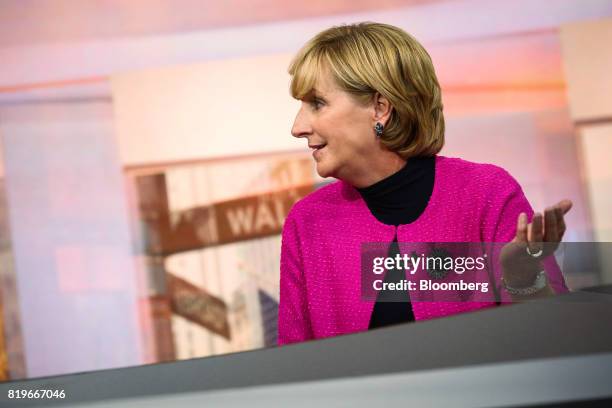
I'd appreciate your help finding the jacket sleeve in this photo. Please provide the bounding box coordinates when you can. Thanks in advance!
[277,210,314,345]
[481,167,570,300]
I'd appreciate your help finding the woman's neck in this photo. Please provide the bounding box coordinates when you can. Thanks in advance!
[344,153,407,188]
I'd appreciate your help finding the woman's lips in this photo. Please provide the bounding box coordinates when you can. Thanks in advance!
[308,143,327,159]
[309,143,326,149]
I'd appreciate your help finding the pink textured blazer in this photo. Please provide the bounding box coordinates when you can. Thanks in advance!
[278,155,569,345]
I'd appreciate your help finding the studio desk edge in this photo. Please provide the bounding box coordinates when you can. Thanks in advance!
[1,285,611,407]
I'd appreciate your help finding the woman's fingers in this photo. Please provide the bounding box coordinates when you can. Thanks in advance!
[529,212,544,253]
[517,199,572,249]
[557,199,573,215]
[556,207,566,239]
[544,206,559,242]
[516,212,528,242]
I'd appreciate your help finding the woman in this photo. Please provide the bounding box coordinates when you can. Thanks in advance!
[278,22,571,345]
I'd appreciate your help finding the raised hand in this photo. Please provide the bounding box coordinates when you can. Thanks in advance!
[500,199,572,291]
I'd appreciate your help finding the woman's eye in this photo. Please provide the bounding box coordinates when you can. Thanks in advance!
[312,98,324,110]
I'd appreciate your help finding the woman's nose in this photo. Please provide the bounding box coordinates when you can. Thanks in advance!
[291,107,312,139]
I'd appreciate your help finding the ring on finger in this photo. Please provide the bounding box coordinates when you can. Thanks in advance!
[526,246,543,258]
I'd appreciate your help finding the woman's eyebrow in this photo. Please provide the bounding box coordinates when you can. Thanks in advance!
[312,89,328,100]
[303,90,318,100]
[301,92,314,101]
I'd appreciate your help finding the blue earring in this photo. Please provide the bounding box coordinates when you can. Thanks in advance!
[374,122,384,138]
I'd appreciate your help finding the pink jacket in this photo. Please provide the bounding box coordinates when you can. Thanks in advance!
[278,155,569,345]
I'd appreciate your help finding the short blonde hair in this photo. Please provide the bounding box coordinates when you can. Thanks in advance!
[289,22,444,158]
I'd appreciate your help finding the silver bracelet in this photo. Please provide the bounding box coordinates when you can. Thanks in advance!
[502,270,548,296]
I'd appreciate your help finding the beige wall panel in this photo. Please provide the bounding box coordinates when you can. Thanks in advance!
[111,54,302,166]
[560,18,612,120]
[579,123,612,241]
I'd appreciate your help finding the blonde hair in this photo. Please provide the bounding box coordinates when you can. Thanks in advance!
[288,22,444,158]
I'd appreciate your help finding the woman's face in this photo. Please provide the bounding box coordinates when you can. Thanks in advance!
[291,69,382,182]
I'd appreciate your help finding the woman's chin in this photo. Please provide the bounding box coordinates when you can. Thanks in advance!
[315,162,335,179]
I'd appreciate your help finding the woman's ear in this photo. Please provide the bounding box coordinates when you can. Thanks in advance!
[373,92,393,127]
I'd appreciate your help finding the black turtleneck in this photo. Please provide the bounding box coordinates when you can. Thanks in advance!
[357,156,435,329]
